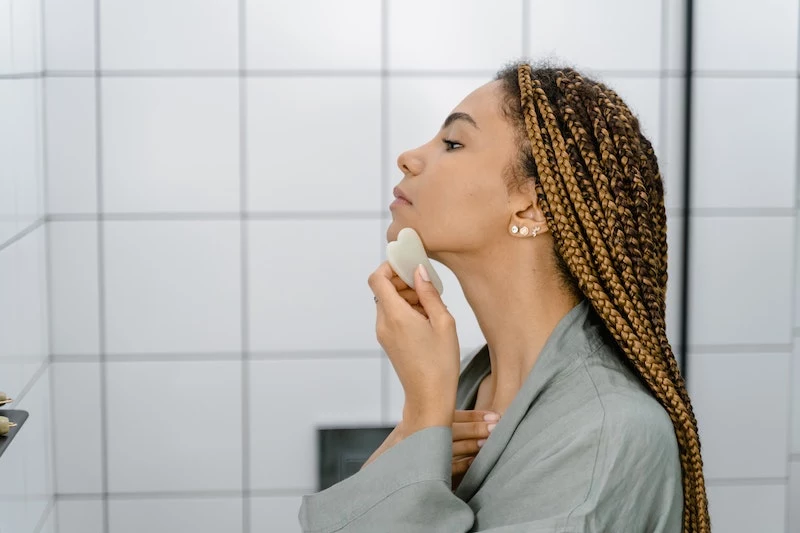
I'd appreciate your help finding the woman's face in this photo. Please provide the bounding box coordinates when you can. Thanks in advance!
[387,80,522,261]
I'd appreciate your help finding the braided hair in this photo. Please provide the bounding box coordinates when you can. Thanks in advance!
[496,61,710,533]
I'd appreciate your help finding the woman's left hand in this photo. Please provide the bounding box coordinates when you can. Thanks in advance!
[368,262,461,428]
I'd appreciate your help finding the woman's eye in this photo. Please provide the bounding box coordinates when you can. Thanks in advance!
[443,139,463,151]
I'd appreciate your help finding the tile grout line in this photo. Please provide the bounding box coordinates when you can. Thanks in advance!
[92,0,111,531]
[521,0,529,59]
[10,69,800,80]
[0,217,45,253]
[238,0,251,531]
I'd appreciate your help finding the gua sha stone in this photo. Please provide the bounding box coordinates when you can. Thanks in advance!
[0,392,12,406]
[386,227,444,296]
[0,416,16,436]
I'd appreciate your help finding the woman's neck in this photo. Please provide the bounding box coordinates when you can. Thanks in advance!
[440,243,581,415]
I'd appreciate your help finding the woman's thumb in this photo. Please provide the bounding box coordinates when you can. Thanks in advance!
[414,264,449,321]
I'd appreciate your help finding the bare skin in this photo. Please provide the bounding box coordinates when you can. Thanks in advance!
[365,80,580,475]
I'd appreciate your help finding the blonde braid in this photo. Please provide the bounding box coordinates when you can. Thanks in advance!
[513,63,710,532]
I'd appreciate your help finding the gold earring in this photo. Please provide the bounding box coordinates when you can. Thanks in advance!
[531,226,541,237]
[519,226,529,236]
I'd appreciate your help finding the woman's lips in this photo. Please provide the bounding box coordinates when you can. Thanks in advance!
[390,197,412,209]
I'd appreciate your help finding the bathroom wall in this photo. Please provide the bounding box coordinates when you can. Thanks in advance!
[38,1,798,532]
[0,1,55,533]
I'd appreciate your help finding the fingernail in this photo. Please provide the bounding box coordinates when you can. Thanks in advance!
[417,264,430,282]
[477,439,486,448]
[483,413,500,422]
[487,423,496,433]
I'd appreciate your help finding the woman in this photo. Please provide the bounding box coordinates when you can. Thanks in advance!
[299,61,710,532]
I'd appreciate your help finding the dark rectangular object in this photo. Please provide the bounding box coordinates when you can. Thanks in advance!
[0,410,29,459]
[317,425,394,491]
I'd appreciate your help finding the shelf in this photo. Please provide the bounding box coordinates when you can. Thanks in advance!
[0,410,28,459]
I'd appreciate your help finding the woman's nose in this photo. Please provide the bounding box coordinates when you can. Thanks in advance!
[397,148,423,177]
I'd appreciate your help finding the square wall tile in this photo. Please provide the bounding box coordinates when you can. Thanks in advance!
[528,0,661,71]
[100,0,238,69]
[44,0,95,71]
[665,215,683,349]
[247,78,381,213]
[8,227,49,362]
[388,0,522,71]
[665,0,686,72]
[109,498,242,533]
[793,341,800,454]
[251,496,302,533]
[56,500,104,533]
[386,76,489,203]
[10,0,42,73]
[247,220,382,352]
[3,78,44,229]
[249,358,382,490]
[14,368,54,516]
[45,78,97,214]
[707,484,785,533]
[101,78,239,213]
[48,222,100,356]
[790,462,800,533]
[688,216,793,346]
[104,221,241,355]
[688,352,790,479]
[692,79,796,209]
[106,361,242,492]
[52,362,103,494]
[662,76,685,210]
[246,0,380,70]
[0,0,11,75]
[695,0,798,72]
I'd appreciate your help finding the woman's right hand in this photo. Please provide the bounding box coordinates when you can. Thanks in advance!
[451,409,500,487]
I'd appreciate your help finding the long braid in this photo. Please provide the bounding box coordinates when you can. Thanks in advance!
[504,63,710,532]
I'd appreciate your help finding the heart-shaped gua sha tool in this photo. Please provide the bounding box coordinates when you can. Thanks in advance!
[386,227,444,295]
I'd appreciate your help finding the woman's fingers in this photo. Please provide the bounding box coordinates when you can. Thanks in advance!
[452,420,494,442]
[452,438,483,457]
[451,456,474,477]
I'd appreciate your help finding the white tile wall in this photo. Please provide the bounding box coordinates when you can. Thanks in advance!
[9,0,42,73]
[251,496,302,533]
[56,500,104,533]
[249,358,382,490]
[688,216,794,346]
[665,215,684,348]
[52,362,103,494]
[527,0,662,72]
[707,484,786,533]
[246,77,381,213]
[665,0,687,72]
[48,222,100,355]
[44,78,97,214]
[101,78,240,213]
[662,76,686,210]
[100,0,238,70]
[694,0,799,72]
[246,0,381,70]
[106,361,242,492]
[387,0,522,71]
[691,78,797,209]
[247,220,382,352]
[688,353,790,479]
[791,462,800,533]
[0,0,11,75]
[103,221,241,355]
[109,498,242,533]
[794,340,800,455]
[44,0,95,71]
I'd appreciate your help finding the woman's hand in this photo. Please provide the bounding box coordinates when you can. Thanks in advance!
[390,272,428,318]
[451,410,500,488]
[368,262,461,429]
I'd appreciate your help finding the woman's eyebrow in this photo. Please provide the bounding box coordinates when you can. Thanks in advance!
[441,112,479,130]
